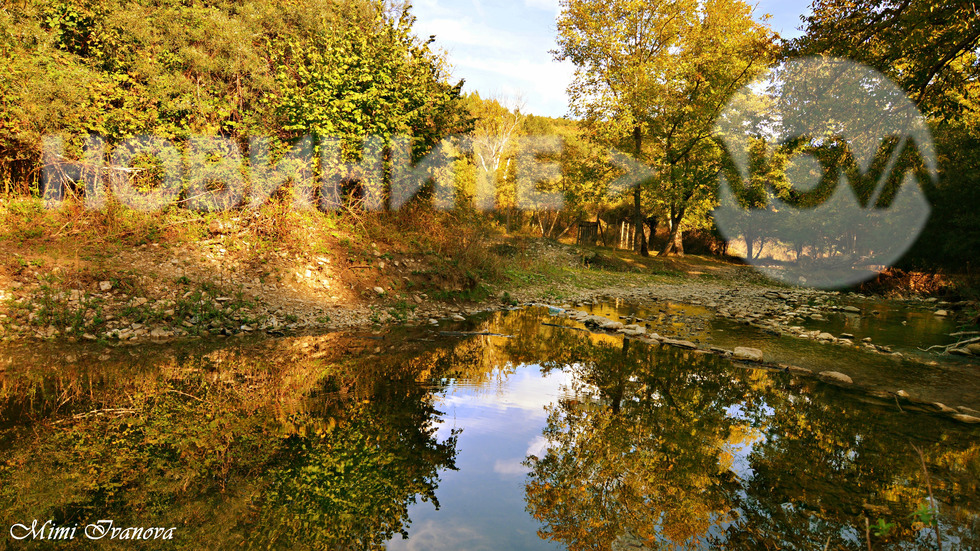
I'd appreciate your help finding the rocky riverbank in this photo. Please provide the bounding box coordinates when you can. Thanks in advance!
[531,299,980,426]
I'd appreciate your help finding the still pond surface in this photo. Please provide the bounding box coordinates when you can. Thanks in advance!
[1,304,978,549]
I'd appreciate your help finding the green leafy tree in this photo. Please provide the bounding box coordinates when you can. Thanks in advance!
[791,0,980,271]
[0,0,468,211]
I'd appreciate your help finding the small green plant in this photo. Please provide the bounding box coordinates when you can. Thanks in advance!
[387,301,414,323]
[910,501,938,527]
[429,283,492,303]
[542,288,564,302]
[368,306,382,325]
[171,282,253,335]
[872,518,896,538]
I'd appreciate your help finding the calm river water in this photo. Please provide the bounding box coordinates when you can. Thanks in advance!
[1,304,977,549]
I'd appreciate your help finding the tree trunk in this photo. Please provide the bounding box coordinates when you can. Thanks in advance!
[632,126,649,257]
[661,205,685,256]
[547,211,560,238]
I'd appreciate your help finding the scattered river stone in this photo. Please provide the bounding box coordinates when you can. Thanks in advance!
[662,338,697,350]
[934,309,949,316]
[620,324,646,337]
[842,305,861,313]
[952,414,980,424]
[733,347,764,362]
[818,371,853,384]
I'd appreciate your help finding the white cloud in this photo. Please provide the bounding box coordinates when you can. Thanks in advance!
[471,0,486,18]
[524,0,561,14]
[388,518,494,551]
[417,17,525,50]
[493,458,528,476]
[411,0,572,117]
[525,434,549,457]
[450,54,574,117]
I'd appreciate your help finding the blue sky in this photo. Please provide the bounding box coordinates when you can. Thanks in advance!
[411,0,814,118]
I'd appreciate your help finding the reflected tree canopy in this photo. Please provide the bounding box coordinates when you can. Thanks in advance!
[522,323,980,550]
[0,306,978,550]
[0,336,459,550]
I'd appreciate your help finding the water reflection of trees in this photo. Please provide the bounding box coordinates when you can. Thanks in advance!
[0,335,459,550]
[521,323,980,550]
[1,308,978,549]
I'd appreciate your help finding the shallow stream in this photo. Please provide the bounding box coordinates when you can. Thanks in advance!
[1,302,977,549]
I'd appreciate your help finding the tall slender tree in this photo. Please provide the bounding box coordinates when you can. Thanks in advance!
[554,0,776,255]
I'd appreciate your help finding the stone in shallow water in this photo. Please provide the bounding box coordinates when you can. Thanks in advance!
[842,305,861,313]
[662,338,697,350]
[781,364,812,375]
[733,347,763,362]
[934,309,949,316]
[619,324,646,337]
[818,371,853,384]
[952,414,980,424]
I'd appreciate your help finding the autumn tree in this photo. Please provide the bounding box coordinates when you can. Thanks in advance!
[466,93,526,211]
[554,0,776,256]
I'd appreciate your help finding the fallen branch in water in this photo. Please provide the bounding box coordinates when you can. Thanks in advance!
[920,335,980,354]
[438,331,514,338]
[53,408,137,424]
[541,322,588,333]
[166,389,205,402]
